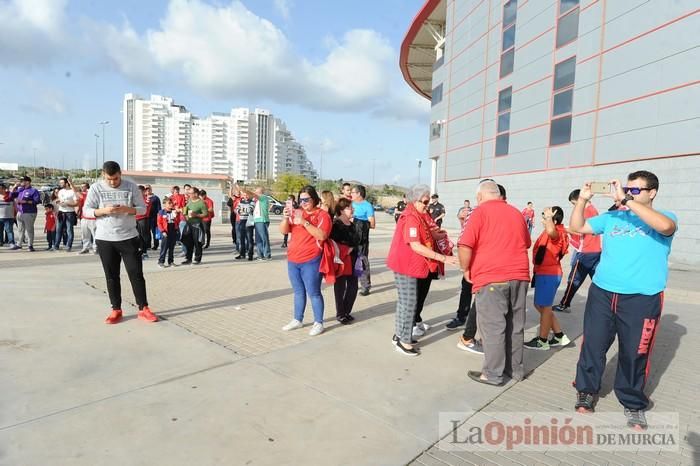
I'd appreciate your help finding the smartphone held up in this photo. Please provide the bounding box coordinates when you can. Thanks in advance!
[589,182,611,195]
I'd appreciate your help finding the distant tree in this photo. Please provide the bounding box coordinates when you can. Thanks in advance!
[273,173,310,197]
[316,178,339,194]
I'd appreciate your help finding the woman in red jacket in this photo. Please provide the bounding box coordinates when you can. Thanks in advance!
[387,185,458,356]
[525,206,571,350]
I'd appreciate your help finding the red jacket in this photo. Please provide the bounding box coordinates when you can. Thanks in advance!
[319,240,353,285]
[157,209,182,233]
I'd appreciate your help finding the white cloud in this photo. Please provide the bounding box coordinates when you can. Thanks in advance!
[18,80,68,115]
[273,0,292,21]
[0,0,68,65]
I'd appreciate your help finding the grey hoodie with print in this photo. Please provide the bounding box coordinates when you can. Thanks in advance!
[82,178,146,241]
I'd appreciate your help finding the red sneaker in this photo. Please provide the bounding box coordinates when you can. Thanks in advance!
[138,307,158,323]
[105,310,123,324]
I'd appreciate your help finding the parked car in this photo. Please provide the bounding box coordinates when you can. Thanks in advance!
[268,195,285,215]
[386,207,396,215]
[373,204,384,212]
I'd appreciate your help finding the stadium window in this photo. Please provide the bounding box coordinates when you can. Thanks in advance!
[495,87,512,156]
[430,121,444,140]
[559,0,579,16]
[499,1,517,78]
[431,83,443,106]
[556,5,580,47]
[550,56,576,146]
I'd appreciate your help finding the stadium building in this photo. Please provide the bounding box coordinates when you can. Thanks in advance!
[400,0,700,266]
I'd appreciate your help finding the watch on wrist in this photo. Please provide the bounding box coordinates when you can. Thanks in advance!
[304,221,310,227]
[621,193,634,206]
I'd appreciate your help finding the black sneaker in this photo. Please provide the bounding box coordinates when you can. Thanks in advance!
[392,334,418,345]
[394,340,420,356]
[345,315,355,322]
[575,392,595,413]
[445,317,466,330]
[234,255,245,260]
[181,260,192,265]
[28,246,35,252]
[624,408,648,430]
[553,304,571,313]
[337,315,352,325]
[359,289,370,296]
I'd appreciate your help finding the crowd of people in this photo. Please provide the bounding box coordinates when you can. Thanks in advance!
[3,163,677,431]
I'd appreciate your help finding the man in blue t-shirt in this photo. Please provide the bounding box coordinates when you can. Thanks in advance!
[351,184,375,295]
[569,170,677,431]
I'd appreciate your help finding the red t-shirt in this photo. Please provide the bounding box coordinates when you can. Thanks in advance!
[522,207,535,223]
[171,193,186,209]
[533,224,568,276]
[287,208,332,263]
[203,197,214,222]
[386,208,436,278]
[45,212,56,232]
[459,199,531,292]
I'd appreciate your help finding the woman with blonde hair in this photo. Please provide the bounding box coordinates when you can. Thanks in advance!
[320,190,336,214]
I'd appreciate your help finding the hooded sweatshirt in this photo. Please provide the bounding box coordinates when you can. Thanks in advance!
[82,178,146,241]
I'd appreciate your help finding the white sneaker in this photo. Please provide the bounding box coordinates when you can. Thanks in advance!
[309,322,324,336]
[412,322,429,337]
[282,319,303,331]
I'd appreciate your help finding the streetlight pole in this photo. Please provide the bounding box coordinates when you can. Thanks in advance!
[94,134,100,180]
[99,121,109,164]
[417,159,422,185]
[33,148,37,178]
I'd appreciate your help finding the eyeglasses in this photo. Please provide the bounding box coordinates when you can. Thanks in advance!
[299,197,312,203]
[479,178,495,184]
[622,187,652,195]
[421,199,430,205]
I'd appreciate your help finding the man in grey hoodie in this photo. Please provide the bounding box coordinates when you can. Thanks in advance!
[82,161,158,324]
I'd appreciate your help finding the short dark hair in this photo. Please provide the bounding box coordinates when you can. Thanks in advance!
[200,189,207,196]
[191,187,200,195]
[551,206,565,225]
[172,185,180,192]
[464,199,470,203]
[0,183,7,189]
[298,185,321,208]
[353,184,366,199]
[628,170,659,191]
[21,175,31,182]
[335,197,352,216]
[527,201,533,205]
[569,189,581,202]
[59,177,69,184]
[342,182,352,189]
[45,203,54,210]
[103,161,121,176]
[183,183,192,189]
[498,184,507,200]
[138,185,145,192]
[431,194,439,199]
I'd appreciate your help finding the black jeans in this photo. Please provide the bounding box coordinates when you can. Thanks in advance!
[203,220,212,248]
[96,237,148,311]
[462,301,478,341]
[230,215,237,246]
[136,218,151,253]
[158,225,178,264]
[455,277,473,320]
[413,276,434,324]
[182,223,203,262]
[334,275,359,318]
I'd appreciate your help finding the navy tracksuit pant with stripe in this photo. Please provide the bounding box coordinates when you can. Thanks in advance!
[559,251,600,307]
[575,283,663,410]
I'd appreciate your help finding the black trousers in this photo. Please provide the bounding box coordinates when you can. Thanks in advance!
[96,237,148,311]
[149,217,159,249]
[334,275,358,318]
[136,218,151,253]
[413,276,434,324]
[575,283,663,410]
[182,224,203,262]
[456,277,473,320]
[559,252,601,307]
[203,220,212,248]
[462,301,478,341]
[230,215,237,245]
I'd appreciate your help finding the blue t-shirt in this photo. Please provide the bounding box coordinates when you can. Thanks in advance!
[352,200,375,221]
[588,209,677,295]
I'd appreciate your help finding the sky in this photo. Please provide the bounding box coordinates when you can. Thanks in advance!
[0,0,431,186]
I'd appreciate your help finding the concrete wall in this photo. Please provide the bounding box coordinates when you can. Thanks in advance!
[429,0,700,266]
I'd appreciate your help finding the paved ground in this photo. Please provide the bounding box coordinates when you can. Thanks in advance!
[1,214,698,465]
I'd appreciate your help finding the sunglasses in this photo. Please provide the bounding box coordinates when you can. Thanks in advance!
[421,199,430,205]
[299,197,312,203]
[622,187,652,195]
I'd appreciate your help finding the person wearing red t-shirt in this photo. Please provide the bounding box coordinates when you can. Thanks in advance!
[553,189,602,313]
[44,204,57,250]
[525,206,571,351]
[78,182,98,254]
[459,180,531,385]
[522,202,535,235]
[135,185,151,259]
[171,185,189,256]
[279,186,332,336]
[341,182,353,201]
[387,185,458,356]
[200,189,215,249]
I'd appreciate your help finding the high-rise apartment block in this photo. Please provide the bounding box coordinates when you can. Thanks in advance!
[123,94,317,182]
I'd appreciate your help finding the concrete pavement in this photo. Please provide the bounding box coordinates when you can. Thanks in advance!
[1,214,698,465]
